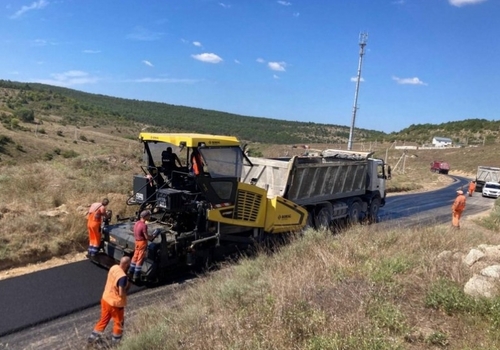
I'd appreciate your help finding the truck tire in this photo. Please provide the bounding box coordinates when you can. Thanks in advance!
[348,201,361,224]
[314,206,332,231]
[368,197,381,223]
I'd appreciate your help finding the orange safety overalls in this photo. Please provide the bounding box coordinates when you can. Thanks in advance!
[452,194,466,228]
[92,265,128,343]
[87,203,105,256]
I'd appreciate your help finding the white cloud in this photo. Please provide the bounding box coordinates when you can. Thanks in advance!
[350,77,365,82]
[234,59,241,64]
[273,74,280,79]
[268,61,286,72]
[392,76,427,85]
[83,49,101,54]
[219,2,231,8]
[32,39,48,46]
[36,70,99,86]
[31,39,58,46]
[277,1,292,5]
[293,12,300,17]
[191,53,223,64]
[142,60,154,67]
[256,58,266,63]
[127,26,164,41]
[10,0,48,19]
[193,41,202,47]
[449,0,487,6]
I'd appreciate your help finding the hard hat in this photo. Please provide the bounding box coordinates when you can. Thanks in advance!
[456,190,463,195]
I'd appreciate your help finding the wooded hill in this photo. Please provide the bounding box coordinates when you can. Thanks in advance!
[393,120,500,145]
[0,79,498,147]
[0,80,384,145]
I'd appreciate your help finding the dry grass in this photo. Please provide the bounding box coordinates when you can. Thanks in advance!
[0,120,142,270]
[121,221,500,350]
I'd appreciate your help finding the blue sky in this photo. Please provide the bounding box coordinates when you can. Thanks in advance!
[1,0,498,133]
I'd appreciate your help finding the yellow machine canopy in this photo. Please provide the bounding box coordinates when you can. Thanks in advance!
[139,133,240,148]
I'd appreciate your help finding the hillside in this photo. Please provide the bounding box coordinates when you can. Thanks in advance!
[0,80,386,146]
[388,120,500,145]
[2,80,500,153]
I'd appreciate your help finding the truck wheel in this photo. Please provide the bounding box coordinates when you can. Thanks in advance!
[314,206,332,231]
[368,197,381,223]
[348,201,361,224]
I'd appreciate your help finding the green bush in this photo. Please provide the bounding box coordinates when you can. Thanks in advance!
[425,279,476,314]
[61,150,78,158]
[42,152,54,161]
[14,108,35,122]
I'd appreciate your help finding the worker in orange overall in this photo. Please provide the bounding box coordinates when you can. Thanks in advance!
[87,198,111,257]
[128,210,155,282]
[468,180,476,197]
[190,150,204,176]
[88,256,131,346]
[451,190,466,228]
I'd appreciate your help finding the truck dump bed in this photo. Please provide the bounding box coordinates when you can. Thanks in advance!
[242,150,372,206]
[476,166,500,183]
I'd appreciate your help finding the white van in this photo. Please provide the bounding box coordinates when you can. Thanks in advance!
[482,182,500,198]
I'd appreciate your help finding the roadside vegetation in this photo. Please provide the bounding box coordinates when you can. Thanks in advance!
[121,218,500,350]
[0,115,143,270]
[476,197,500,232]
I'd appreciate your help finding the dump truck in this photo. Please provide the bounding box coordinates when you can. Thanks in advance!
[430,161,450,174]
[95,133,307,283]
[241,149,390,229]
[475,166,500,192]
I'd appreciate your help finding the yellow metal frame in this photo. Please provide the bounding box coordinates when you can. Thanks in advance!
[139,133,240,147]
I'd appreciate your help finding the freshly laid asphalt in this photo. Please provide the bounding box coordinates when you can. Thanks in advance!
[0,258,143,337]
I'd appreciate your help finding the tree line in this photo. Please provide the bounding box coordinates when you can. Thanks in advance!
[0,79,498,145]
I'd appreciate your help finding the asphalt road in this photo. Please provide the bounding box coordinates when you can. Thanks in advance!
[0,254,147,338]
[0,175,495,350]
[379,175,493,228]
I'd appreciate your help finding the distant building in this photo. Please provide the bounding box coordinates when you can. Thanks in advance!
[432,137,453,147]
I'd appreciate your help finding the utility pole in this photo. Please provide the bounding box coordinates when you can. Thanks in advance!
[347,32,368,151]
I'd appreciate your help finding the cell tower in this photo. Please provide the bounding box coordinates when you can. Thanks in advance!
[347,32,368,151]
